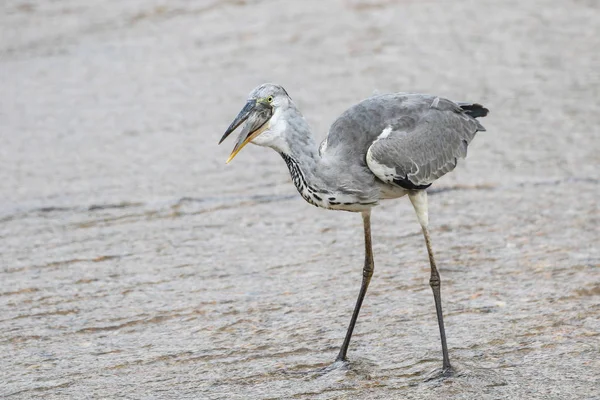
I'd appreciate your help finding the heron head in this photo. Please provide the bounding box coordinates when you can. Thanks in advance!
[218,83,291,163]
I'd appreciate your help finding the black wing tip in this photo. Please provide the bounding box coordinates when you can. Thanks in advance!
[393,177,432,190]
[460,103,489,118]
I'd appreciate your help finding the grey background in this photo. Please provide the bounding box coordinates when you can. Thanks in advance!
[1,0,598,399]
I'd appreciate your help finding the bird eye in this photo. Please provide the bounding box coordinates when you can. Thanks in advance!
[267,96,274,103]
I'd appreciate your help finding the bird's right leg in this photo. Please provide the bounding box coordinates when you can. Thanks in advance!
[335,210,374,362]
[409,190,452,374]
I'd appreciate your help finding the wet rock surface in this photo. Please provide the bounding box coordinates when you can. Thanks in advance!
[1,0,599,398]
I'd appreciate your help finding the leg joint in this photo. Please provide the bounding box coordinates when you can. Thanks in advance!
[429,273,441,288]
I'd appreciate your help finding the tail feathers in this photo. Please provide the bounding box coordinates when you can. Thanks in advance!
[459,102,489,118]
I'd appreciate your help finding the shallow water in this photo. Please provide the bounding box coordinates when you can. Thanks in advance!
[1,0,599,399]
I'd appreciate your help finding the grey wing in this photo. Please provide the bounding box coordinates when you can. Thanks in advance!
[366,97,486,189]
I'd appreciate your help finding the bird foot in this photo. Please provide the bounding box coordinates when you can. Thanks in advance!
[425,365,454,382]
[327,359,350,371]
[304,359,350,376]
[276,359,349,377]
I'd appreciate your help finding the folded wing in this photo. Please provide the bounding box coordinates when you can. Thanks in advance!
[366,97,487,189]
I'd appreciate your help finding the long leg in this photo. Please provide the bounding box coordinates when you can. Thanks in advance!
[336,210,374,362]
[409,190,451,372]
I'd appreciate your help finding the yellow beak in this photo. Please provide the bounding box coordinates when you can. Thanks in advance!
[226,122,270,163]
[219,98,272,163]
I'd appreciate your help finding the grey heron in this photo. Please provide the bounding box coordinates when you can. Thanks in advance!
[218,83,489,375]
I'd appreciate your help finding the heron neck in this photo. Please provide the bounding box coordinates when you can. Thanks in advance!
[279,107,319,161]
[276,107,328,200]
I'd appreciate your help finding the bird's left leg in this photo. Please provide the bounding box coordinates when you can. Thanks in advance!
[335,210,374,362]
[408,190,452,374]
